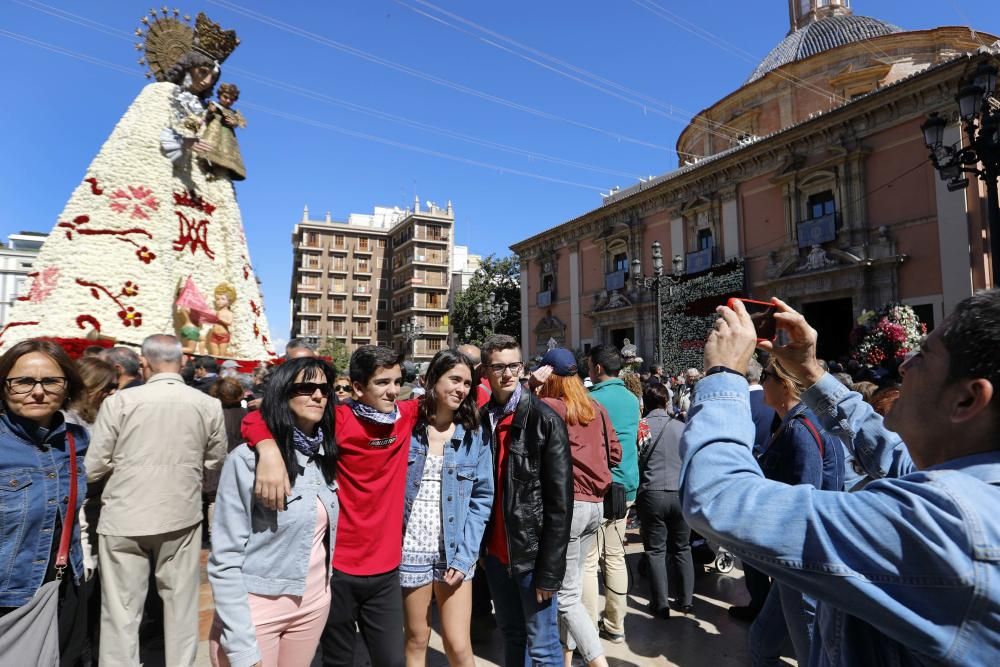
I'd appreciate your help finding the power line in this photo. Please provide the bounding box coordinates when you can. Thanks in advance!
[631,0,849,105]
[206,0,678,153]
[0,28,608,193]
[13,0,650,179]
[392,0,751,145]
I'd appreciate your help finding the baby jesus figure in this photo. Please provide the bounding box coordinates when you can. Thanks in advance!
[199,82,247,181]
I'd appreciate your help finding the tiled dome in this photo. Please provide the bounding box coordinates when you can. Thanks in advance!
[747,15,903,83]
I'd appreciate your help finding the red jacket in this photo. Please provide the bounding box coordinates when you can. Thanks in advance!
[541,398,621,502]
[241,401,420,576]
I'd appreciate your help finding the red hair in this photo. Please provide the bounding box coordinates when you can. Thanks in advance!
[538,373,596,426]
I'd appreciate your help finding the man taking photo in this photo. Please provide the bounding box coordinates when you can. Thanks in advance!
[680,294,1000,664]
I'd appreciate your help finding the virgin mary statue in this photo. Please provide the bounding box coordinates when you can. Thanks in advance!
[1,10,274,359]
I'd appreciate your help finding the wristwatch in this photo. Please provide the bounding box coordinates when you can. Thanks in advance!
[705,365,745,378]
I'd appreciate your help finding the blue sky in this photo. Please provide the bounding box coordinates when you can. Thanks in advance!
[1,0,996,343]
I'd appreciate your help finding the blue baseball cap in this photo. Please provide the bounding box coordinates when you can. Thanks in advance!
[540,347,579,377]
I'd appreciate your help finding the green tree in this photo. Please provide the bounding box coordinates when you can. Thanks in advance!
[317,336,350,374]
[451,253,521,345]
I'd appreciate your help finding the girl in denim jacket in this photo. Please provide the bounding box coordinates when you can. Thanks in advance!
[401,349,493,667]
[208,357,339,667]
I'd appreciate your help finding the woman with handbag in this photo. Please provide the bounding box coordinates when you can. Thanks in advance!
[0,340,90,666]
[636,382,693,620]
[208,356,340,667]
[749,359,843,667]
[535,347,621,667]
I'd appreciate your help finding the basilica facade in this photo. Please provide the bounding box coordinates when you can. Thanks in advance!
[511,0,998,366]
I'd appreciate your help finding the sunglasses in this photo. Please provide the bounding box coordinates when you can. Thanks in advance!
[333,384,352,393]
[288,382,332,398]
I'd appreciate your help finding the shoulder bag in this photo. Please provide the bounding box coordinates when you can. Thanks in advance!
[0,432,78,667]
[599,411,627,520]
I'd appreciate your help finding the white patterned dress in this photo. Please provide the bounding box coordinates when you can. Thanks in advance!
[400,454,447,588]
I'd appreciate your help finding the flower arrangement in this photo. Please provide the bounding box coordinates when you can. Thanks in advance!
[851,303,927,367]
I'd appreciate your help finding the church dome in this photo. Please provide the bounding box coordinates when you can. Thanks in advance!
[747,14,903,83]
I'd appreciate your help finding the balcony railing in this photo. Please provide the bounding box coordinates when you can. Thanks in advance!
[354,284,372,295]
[537,290,552,307]
[413,251,447,264]
[685,247,716,274]
[796,212,839,248]
[298,282,322,293]
[604,269,627,291]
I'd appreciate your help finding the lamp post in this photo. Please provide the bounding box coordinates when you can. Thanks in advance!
[477,292,509,334]
[400,317,425,356]
[632,241,684,366]
[921,60,1000,282]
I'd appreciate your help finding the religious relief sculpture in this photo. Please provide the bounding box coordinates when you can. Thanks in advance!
[2,10,273,357]
[800,244,837,272]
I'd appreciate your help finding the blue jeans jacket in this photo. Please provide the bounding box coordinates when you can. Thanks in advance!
[0,411,89,607]
[208,444,339,667]
[757,403,843,492]
[680,372,1000,665]
[404,422,493,578]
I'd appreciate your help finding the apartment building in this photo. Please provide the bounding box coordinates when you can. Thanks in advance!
[0,232,47,329]
[290,198,454,363]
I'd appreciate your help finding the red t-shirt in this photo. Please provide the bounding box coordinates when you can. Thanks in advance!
[484,411,515,564]
[241,400,420,576]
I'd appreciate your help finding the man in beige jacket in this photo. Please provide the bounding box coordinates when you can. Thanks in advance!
[86,334,227,666]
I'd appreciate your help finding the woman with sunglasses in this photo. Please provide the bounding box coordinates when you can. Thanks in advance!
[401,349,492,667]
[332,375,353,404]
[750,360,843,666]
[0,340,90,665]
[209,357,339,667]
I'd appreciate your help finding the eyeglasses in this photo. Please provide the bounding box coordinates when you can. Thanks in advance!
[5,377,68,395]
[333,384,352,393]
[487,362,524,376]
[288,382,332,398]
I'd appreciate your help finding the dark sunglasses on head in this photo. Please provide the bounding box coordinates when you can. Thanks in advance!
[288,382,332,398]
[333,384,352,393]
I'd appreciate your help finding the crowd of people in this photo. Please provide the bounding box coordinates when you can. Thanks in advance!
[1,290,998,666]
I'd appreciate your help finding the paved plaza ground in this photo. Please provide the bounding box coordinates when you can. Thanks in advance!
[140,529,794,666]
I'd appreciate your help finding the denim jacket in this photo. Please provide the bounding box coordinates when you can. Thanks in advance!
[680,373,1000,665]
[208,444,339,667]
[757,403,844,492]
[404,422,493,578]
[0,411,89,607]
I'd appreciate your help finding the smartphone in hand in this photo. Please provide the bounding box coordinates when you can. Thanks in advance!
[727,297,777,341]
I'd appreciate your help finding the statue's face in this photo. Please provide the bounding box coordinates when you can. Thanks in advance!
[215,293,230,309]
[188,65,216,94]
[219,92,234,108]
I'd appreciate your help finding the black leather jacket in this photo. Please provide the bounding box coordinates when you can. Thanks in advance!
[481,389,573,591]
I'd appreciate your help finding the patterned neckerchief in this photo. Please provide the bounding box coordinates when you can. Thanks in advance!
[292,427,324,457]
[488,382,522,431]
[347,398,399,425]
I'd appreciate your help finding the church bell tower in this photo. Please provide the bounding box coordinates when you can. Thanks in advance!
[788,0,853,33]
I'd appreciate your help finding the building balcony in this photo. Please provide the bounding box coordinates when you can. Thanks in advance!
[354,330,373,339]
[604,269,628,291]
[421,325,449,335]
[353,268,373,276]
[353,286,374,297]
[329,264,348,274]
[684,247,720,275]
[297,241,323,251]
[413,252,447,265]
[353,246,373,255]
[296,308,322,317]
[300,263,323,273]
[537,290,553,307]
[327,310,347,317]
[796,212,839,248]
[353,310,373,318]
[297,283,322,294]
[328,285,348,295]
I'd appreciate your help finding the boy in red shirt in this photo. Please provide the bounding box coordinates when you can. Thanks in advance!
[244,346,418,667]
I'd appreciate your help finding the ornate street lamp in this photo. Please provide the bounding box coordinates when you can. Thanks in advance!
[477,292,509,334]
[632,241,684,366]
[922,60,1000,281]
[400,317,425,356]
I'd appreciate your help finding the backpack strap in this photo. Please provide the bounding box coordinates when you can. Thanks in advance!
[794,414,824,459]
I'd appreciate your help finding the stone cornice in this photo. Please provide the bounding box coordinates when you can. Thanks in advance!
[510,51,993,260]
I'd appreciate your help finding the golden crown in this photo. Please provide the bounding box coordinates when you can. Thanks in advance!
[192,12,240,64]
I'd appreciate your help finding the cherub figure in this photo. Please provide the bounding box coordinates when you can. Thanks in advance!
[207,282,237,356]
[199,82,247,181]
